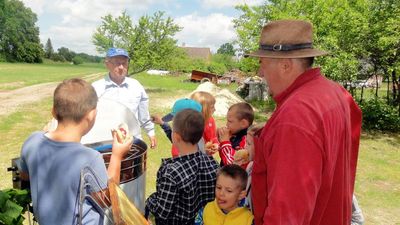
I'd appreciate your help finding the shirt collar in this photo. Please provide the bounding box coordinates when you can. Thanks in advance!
[161,151,201,164]
[104,74,128,89]
[273,68,321,106]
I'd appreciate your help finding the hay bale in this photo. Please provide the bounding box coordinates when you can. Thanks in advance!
[190,82,244,116]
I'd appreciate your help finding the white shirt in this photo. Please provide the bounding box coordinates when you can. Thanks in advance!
[92,75,155,137]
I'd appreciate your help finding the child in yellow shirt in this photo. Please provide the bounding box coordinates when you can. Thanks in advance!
[195,164,254,225]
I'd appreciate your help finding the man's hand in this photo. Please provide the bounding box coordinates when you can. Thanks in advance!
[149,136,157,149]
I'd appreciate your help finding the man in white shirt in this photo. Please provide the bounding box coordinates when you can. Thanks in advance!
[92,48,157,148]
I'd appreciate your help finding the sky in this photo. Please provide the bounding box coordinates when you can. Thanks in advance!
[21,0,263,56]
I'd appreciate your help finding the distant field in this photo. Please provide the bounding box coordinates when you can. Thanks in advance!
[0,62,106,90]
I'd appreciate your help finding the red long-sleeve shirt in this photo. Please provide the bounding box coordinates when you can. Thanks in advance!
[218,129,247,167]
[252,68,362,225]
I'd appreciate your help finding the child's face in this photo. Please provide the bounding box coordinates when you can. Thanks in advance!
[215,174,246,213]
[226,109,247,134]
[245,133,255,161]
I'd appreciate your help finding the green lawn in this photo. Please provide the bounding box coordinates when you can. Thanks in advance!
[0,65,399,224]
[0,62,106,90]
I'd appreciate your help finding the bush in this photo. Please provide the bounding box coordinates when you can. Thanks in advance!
[72,56,84,65]
[50,53,66,62]
[0,189,31,225]
[207,61,227,75]
[359,98,400,132]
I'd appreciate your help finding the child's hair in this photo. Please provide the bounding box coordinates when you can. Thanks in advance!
[217,164,248,190]
[53,78,98,123]
[173,109,205,145]
[229,102,254,126]
[190,91,216,122]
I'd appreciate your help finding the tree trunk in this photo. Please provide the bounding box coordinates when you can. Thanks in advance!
[392,70,398,105]
[375,74,379,97]
[386,73,390,104]
[360,86,364,104]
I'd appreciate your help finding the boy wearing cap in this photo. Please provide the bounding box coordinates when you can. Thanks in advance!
[152,98,207,156]
[246,20,362,225]
[92,48,157,148]
[146,109,219,225]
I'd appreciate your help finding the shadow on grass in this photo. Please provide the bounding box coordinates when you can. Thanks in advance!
[146,88,168,93]
[361,131,400,147]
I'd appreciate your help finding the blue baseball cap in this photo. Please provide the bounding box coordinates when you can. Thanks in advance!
[106,48,130,59]
[162,98,202,122]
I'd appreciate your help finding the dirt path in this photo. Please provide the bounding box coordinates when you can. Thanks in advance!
[0,73,103,117]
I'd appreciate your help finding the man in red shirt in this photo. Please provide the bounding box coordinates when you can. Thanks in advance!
[245,20,362,225]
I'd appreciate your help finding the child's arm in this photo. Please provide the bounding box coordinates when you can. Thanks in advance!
[152,115,173,143]
[194,206,205,225]
[145,174,177,220]
[107,132,133,184]
[218,127,238,165]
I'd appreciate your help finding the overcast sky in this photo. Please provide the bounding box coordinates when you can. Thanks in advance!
[21,0,263,56]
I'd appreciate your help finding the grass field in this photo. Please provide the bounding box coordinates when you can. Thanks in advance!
[0,62,105,90]
[0,63,399,224]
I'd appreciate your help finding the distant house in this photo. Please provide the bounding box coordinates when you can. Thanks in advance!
[180,46,212,62]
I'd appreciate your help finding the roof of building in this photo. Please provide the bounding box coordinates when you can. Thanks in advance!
[180,47,211,61]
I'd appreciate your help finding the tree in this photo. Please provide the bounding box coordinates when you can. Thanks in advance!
[217,43,236,56]
[233,0,368,82]
[0,0,43,63]
[93,11,182,74]
[44,38,54,59]
[57,47,75,62]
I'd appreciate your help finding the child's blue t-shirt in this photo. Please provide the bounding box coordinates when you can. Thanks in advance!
[20,131,108,225]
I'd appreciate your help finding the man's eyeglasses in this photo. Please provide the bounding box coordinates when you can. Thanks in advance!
[108,60,129,67]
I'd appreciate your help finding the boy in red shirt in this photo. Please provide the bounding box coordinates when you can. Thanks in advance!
[218,102,254,168]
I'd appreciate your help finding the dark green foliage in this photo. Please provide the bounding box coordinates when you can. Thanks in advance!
[50,53,66,62]
[207,61,227,75]
[217,43,236,56]
[0,189,31,225]
[72,56,84,65]
[57,47,75,62]
[44,38,54,59]
[359,98,400,132]
[0,0,43,63]
[93,11,181,75]
[212,54,238,72]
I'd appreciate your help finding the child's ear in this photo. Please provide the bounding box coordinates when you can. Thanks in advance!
[172,131,182,144]
[87,109,97,121]
[51,107,56,118]
[240,119,250,129]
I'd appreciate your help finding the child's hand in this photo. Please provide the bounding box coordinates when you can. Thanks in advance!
[111,130,133,159]
[205,142,219,155]
[218,127,230,142]
[151,115,164,125]
[233,149,250,165]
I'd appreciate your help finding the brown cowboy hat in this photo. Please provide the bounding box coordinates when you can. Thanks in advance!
[245,19,329,58]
